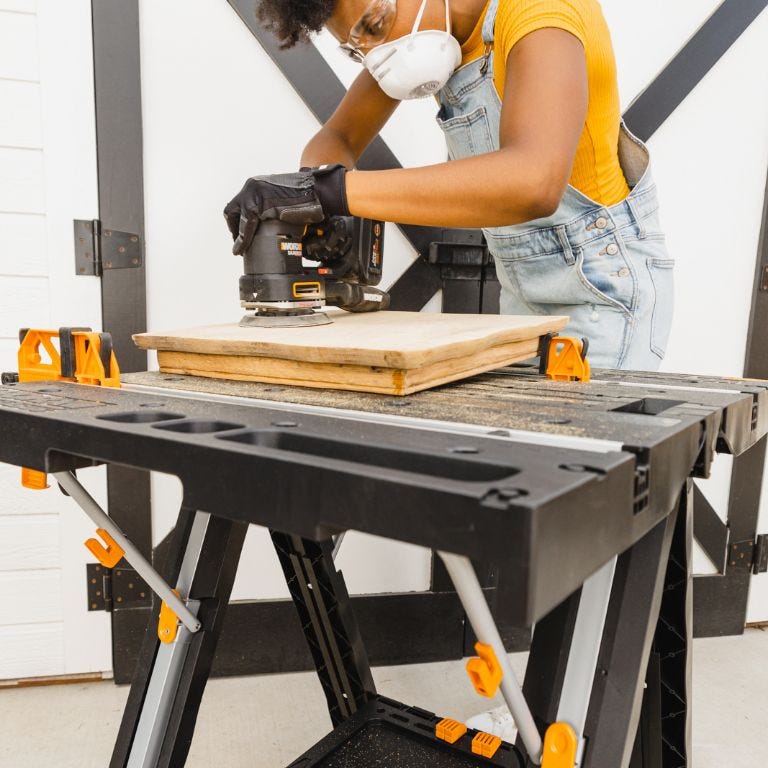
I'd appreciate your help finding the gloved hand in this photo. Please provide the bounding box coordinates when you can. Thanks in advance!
[224,164,349,255]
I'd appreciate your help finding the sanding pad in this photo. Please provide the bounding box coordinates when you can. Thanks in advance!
[238,312,333,329]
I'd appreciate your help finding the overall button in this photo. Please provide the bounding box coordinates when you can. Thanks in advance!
[618,267,630,278]
[606,244,619,256]
[595,216,609,229]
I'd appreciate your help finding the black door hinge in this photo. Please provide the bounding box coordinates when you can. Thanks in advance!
[74,219,142,277]
[86,563,152,612]
[728,535,768,575]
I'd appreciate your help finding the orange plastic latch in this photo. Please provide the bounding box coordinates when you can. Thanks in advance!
[541,722,578,768]
[85,528,125,568]
[435,718,467,745]
[471,731,502,759]
[72,332,121,388]
[17,329,68,384]
[466,642,503,698]
[17,328,121,388]
[545,337,591,383]
[21,467,49,490]
[158,589,181,644]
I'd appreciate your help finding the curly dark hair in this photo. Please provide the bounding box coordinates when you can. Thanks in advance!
[256,0,338,48]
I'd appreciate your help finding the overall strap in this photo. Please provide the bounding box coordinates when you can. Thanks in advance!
[482,0,500,44]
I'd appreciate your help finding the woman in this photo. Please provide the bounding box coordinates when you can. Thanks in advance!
[226,0,674,370]
[225,0,675,740]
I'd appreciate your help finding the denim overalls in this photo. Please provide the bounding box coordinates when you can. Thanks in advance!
[435,0,674,370]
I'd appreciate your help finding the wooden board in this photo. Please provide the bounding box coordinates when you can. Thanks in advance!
[135,311,569,396]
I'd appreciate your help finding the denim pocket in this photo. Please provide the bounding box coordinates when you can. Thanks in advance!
[647,256,675,358]
[496,248,626,313]
[435,105,495,160]
[578,233,636,313]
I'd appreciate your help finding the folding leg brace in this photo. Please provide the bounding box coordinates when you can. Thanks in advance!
[438,552,617,767]
[53,471,247,768]
[270,531,377,726]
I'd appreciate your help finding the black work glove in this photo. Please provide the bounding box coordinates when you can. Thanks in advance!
[224,164,349,255]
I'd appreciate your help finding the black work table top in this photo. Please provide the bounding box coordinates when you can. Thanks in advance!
[1,365,765,625]
[124,366,768,460]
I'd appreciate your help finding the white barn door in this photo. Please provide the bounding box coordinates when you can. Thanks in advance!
[0,0,110,681]
[602,0,768,623]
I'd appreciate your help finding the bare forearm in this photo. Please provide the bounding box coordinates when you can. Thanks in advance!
[301,127,358,169]
[345,148,565,228]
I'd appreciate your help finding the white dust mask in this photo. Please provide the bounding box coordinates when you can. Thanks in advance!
[363,0,462,100]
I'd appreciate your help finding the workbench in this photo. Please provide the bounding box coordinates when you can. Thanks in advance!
[1,363,766,768]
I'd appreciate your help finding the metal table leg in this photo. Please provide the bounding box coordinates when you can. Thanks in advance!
[519,485,689,768]
[110,506,248,768]
[582,482,691,768]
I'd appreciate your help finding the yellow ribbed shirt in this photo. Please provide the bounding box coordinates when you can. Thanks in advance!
[461,0,630,206]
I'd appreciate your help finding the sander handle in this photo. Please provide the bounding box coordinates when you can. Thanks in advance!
[325,281,390,312]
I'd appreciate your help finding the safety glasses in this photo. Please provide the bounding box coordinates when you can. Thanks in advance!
[338,0,398,63]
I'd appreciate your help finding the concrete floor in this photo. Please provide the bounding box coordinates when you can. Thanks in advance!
[0,629,765,767]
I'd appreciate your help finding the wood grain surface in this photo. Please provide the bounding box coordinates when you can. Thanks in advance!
[134,311,568,369]
[156,336,542,396]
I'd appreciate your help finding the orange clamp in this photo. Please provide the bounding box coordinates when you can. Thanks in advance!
[71,331,120,388]
[541,722,578,768]
[472,731,502,759]
[466,642,503,698]
[85,528,125,568]
[544,336,591,383]
[158,589,182,645]
[17,328,121,490]
[435,718,467,745]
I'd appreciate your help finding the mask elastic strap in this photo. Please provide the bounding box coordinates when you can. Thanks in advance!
[411,0,452,34]
[410,0,430,34]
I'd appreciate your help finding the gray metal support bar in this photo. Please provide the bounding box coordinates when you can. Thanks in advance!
[55,471,202,634]
[125,511,209,768]
[438,551,543,764]
[556,557,617,764]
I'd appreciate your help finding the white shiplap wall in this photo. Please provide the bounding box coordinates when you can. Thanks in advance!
[0,0,110,681]
[0,1,63,680]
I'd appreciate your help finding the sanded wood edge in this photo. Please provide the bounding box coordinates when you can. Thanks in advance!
[156,336,539,396]
[135,315,568,369]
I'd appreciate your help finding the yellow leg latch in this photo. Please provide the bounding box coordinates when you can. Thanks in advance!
[84,528,125,569]
[541,722,578,768]
[466,642,503,698]
[158,589,182,644]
